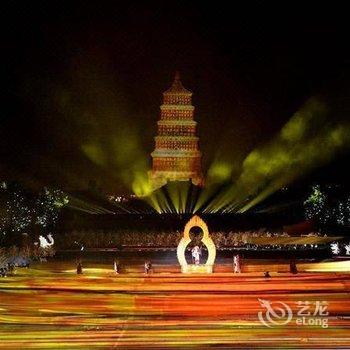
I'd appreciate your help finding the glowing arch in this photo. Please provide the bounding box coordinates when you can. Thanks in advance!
[177,215,216,273]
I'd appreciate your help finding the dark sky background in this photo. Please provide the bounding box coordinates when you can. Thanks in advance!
[2,2,350,196]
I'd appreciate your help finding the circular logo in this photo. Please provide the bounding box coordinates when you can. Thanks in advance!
[258,298,293,327]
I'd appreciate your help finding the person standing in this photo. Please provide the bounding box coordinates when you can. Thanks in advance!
[113,259,120,274]
[289,258,298,274]
[191,246,201,265]
[144,260,153,274]
[233,254,241,273]
[76,259,83,274]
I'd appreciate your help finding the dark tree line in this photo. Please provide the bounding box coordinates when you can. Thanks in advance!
[304,184,350,229]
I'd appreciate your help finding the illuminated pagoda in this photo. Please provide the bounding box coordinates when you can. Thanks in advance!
[150,72,203,189]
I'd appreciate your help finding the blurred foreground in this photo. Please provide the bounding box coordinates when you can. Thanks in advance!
[0,260,350,349]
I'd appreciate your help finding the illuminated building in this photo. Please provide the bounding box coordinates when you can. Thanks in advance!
[150,72,203,189]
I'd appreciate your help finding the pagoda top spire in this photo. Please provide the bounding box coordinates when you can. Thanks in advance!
[164,71,192,95]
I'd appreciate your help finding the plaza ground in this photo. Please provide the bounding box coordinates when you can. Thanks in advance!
[0,258,350,349]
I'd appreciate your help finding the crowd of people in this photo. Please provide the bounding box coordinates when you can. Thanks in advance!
[55,229,322,250]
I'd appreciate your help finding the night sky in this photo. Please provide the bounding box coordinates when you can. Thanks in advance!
[3,2,350,195]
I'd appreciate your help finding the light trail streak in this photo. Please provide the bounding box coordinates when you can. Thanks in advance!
[1,261,350,348]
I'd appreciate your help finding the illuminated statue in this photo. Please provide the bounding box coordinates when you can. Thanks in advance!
[150,72,204,189]
[330,242,340,255]
[345,243,350,255]
[38,234,54,248]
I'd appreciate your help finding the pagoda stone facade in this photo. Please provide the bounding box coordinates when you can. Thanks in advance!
[150,72,203,189]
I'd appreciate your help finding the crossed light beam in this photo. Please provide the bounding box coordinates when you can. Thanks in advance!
[142,98,350,214]
[71,97,350,215]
